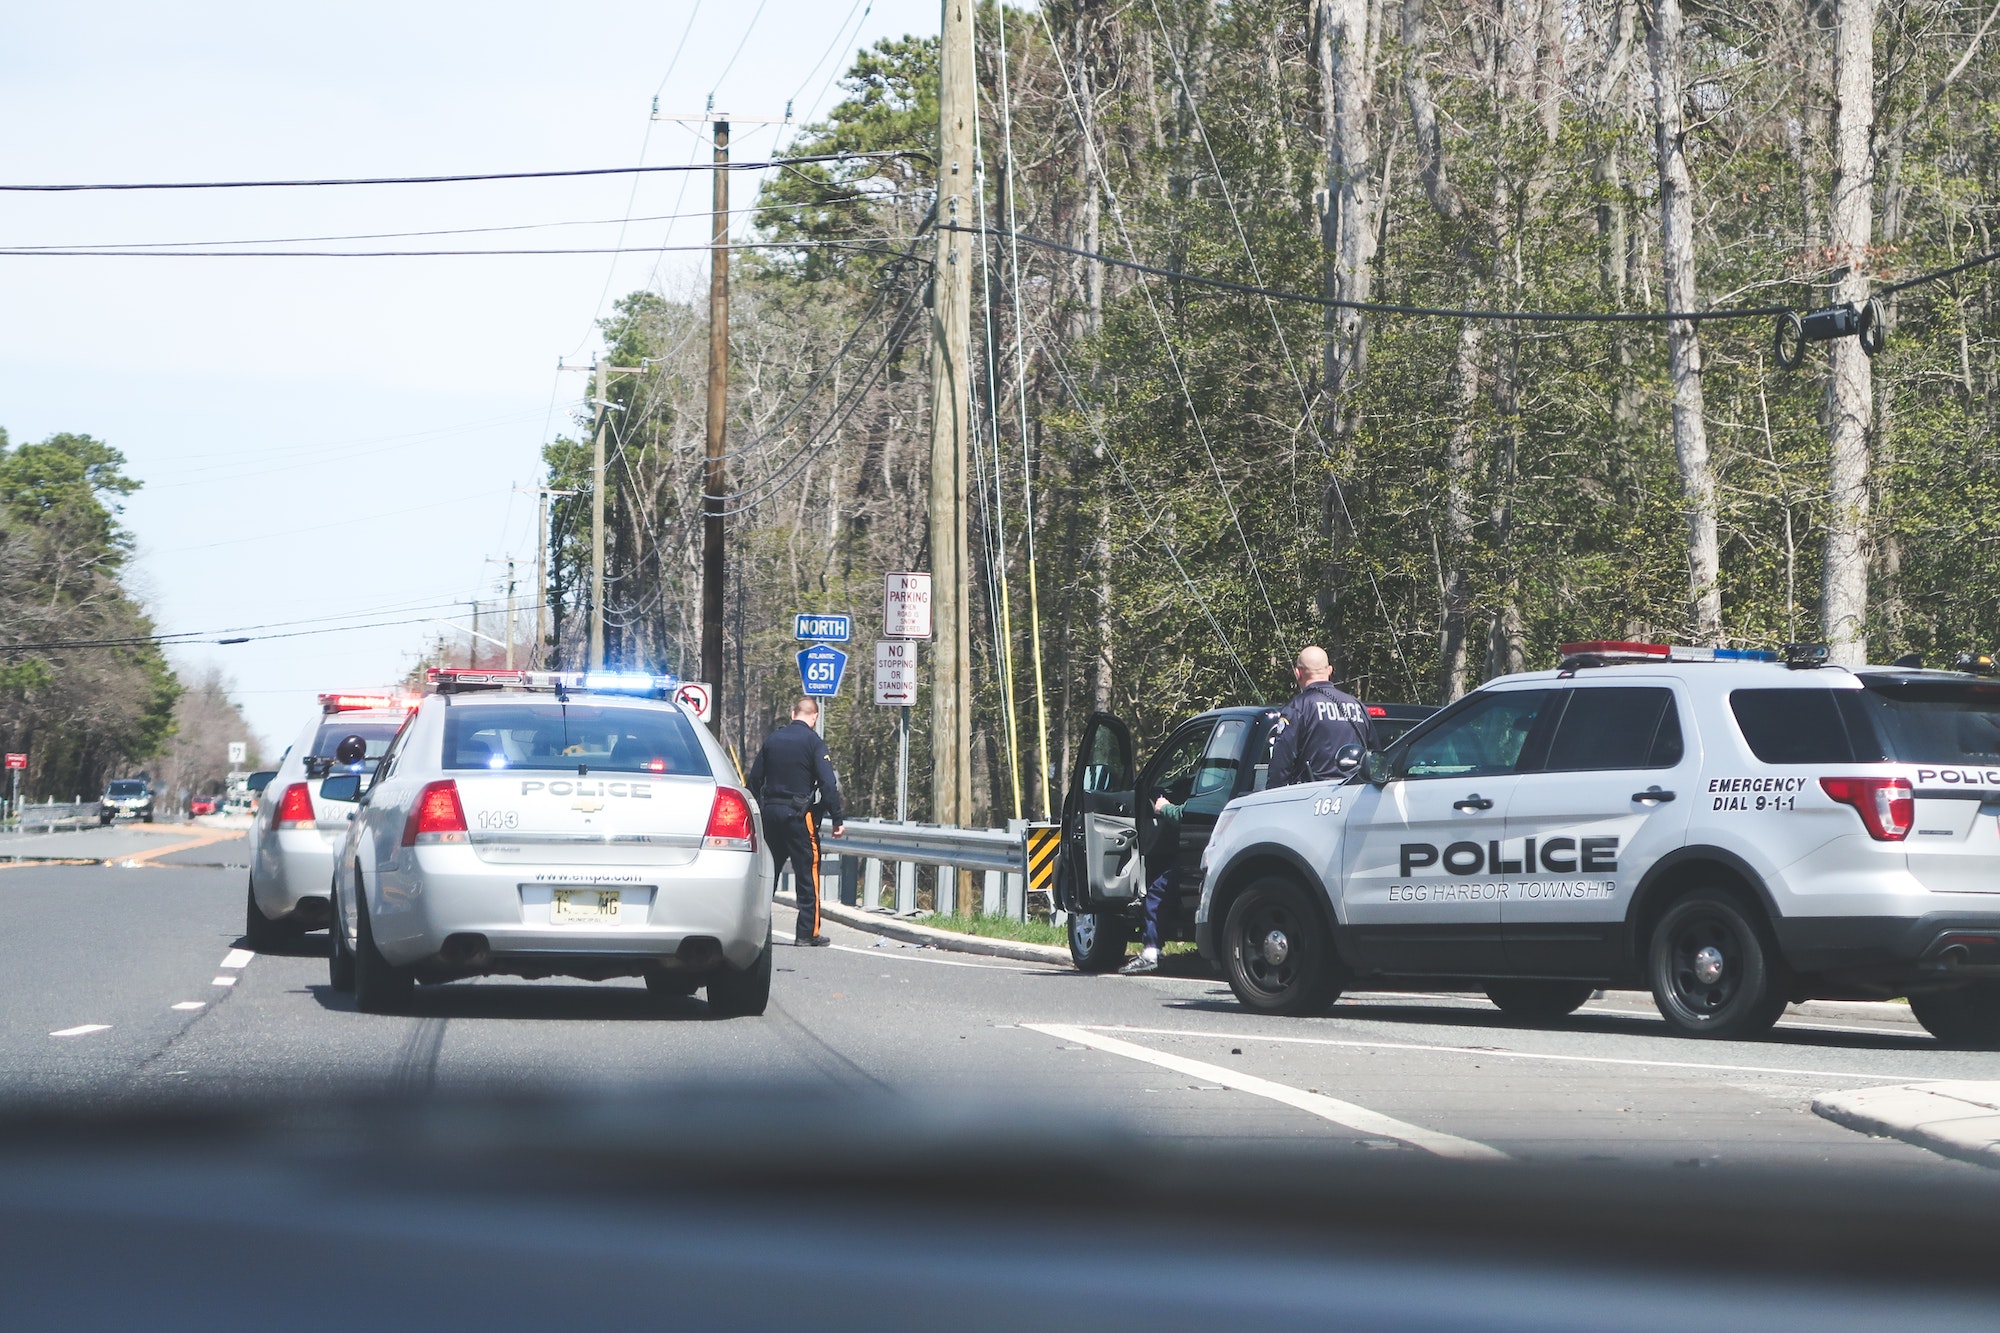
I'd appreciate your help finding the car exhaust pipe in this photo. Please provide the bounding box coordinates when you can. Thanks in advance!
[1937,943,1972,970]
[676,936,723,972]
[438,932,491,970]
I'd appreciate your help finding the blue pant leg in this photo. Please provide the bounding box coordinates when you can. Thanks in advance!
[1140,871,1172,949]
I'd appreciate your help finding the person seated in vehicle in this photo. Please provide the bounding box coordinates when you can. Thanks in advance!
[1120,792,1186,975]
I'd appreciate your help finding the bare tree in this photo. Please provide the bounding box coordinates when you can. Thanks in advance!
[1822,0,1876,664]
[1648,0,1723,643]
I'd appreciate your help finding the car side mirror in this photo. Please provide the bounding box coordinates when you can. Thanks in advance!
[318,774,362,803]
[1334,743,1365,776]
[1363,751,1393,787]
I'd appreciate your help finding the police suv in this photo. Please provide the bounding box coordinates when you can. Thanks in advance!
[1195,641,2000,1046]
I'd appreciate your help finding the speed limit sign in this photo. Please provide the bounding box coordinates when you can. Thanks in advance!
[674,681,714,722]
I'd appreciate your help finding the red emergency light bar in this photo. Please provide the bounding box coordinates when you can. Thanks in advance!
[1366,705,1387,718]
[319,691,416,714]
[1558,641,1671,660]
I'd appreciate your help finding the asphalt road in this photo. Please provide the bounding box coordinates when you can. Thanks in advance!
[4,860,1999,1180]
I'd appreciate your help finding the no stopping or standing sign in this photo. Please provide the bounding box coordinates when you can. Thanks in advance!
[874,641,917,706]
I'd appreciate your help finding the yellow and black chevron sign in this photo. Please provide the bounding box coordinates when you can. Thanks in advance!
[1025,823,1062,898]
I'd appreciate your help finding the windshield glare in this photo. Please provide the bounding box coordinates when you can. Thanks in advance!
[106,781,146,797]
[442,703,711,776]
[1860,682,2000,765]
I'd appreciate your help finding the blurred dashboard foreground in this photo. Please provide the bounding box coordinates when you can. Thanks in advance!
[1,1087,1996,1331]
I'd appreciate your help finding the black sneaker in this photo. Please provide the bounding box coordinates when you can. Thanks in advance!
[797,933,832,947]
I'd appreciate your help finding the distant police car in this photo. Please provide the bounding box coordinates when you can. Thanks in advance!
[327,668,771,1017]
[1197,641,2000,1047]
[245,692,417,949]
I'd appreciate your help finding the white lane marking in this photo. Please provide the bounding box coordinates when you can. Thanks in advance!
[220,948,254,969]
[171,1002,206,1011]
[1342,990,1922,1038]
[1068,1023,1926,1085]
[49,1024,110,1038]
[211,975,236,987]
[1023,1022,1509,1162]
[829,943,1058,973]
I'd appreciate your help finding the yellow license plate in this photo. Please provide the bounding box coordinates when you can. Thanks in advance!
[551,889,620,923]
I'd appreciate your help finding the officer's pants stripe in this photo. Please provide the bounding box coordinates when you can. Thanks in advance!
[804,812,821,937]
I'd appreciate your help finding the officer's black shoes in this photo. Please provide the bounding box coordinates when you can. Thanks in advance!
[796,933,832,947]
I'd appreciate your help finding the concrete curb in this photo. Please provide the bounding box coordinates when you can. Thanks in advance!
[1813,1081,2000,1170]
[778,892,1072,966]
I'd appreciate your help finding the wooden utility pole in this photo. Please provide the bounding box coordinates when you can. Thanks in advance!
[703,118,731,733]
[504,558,517,670]
[589,358,610,669]
[930,0,975,830]
[517,484,576,670]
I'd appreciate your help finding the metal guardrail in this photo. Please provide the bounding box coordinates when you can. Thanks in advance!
[6,801,99,833]
[803,817,1049,921]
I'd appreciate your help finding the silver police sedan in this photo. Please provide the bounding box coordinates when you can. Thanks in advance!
[326,669,772,1016]
[246,692,416,949]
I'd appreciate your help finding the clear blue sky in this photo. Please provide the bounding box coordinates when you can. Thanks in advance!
[0,0,938,752]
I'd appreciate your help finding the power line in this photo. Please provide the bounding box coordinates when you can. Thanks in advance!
[0,152,920,193]
[0,603,549,654]
[0,238,914,259]
[943,222,1798,324]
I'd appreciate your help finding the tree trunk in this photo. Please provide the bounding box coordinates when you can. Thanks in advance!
[1822,0,1875,665]
[1318,0,1379,415]
[1438,322,1484,701]
[1648,0,1723,644]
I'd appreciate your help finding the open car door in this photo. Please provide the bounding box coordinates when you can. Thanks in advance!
[1062,712,1146,910]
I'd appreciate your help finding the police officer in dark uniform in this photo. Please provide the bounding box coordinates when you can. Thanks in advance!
[1268,644,1374,788]
[747,697,846,945]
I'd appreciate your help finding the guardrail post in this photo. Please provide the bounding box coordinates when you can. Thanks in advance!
[1005,818,1026,920]
[982,868,1001,915]
[896,860,916,915]
[863,858,882,910]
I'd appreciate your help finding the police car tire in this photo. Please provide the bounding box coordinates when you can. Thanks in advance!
[1646,890,1788,1039]
[1067,912,1130,973]
[243,876,293,951]
[1908,983,2000,1049]
[707,928,772,1017]
[327,881,356,993]
[1483,980,1595,1021]
[1221,877,1344,1017]
[353,891,414,1014]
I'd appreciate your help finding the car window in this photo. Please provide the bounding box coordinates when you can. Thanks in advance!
[1078,717,1132,794]
[1541,688,1683,772]
[106,780,146,797]
[1399,690,1553,779]
[1854,680,2000,764]
[442,703,712,777]
[1730,689,1885,763]
[1147,723,1216,804]
[309,721,405,765]
[1190,719,1249,797]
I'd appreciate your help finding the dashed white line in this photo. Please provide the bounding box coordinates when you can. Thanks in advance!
[211,975,236,987]
[171,1002,205,1011]
[1063,1023,1927,1084]
[1023,1022,1509,1162]
[49,1024,110,1038]
[220,948,254,969]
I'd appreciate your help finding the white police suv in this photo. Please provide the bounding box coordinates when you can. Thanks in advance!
[1195,641,2000,1046]
[246,692,417,949]
[327,668,771,1016]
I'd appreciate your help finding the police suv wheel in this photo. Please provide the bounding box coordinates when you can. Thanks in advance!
[1647,890,1788,1039]
[327,882,356,994]
[1909,983,2000,1049]
[1221,877,1343,1016]
[1483,980,1595,1022]
[1067,911,1129,973]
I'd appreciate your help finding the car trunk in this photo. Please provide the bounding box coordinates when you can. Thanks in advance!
[1859,676,2000,895]
[452,772,717,867]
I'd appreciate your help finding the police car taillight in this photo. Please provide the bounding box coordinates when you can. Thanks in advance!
[704,787,756,851]
[272,782,315,830]
[1819,776,1914,841]
[402,780,468,846]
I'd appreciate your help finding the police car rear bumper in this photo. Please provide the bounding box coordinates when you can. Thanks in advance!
[1777,913,2000,986]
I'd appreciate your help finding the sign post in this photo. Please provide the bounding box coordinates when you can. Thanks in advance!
[874,641,918,824]
[5,752,23,826]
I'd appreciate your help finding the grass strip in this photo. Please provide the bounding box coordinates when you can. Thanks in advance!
[912,911,1066,947]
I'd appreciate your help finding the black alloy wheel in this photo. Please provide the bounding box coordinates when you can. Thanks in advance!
[1647,890,1788,1039]
[353,885,414,1014]
[1909,983,2000,1049]
[1483,979,1596,1022]
[1067,911,1130,973]
[1220,877,1344,1016]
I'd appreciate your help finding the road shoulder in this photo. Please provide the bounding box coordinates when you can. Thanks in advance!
[784,892,1071,966]
[1815,1082,2000,1170]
